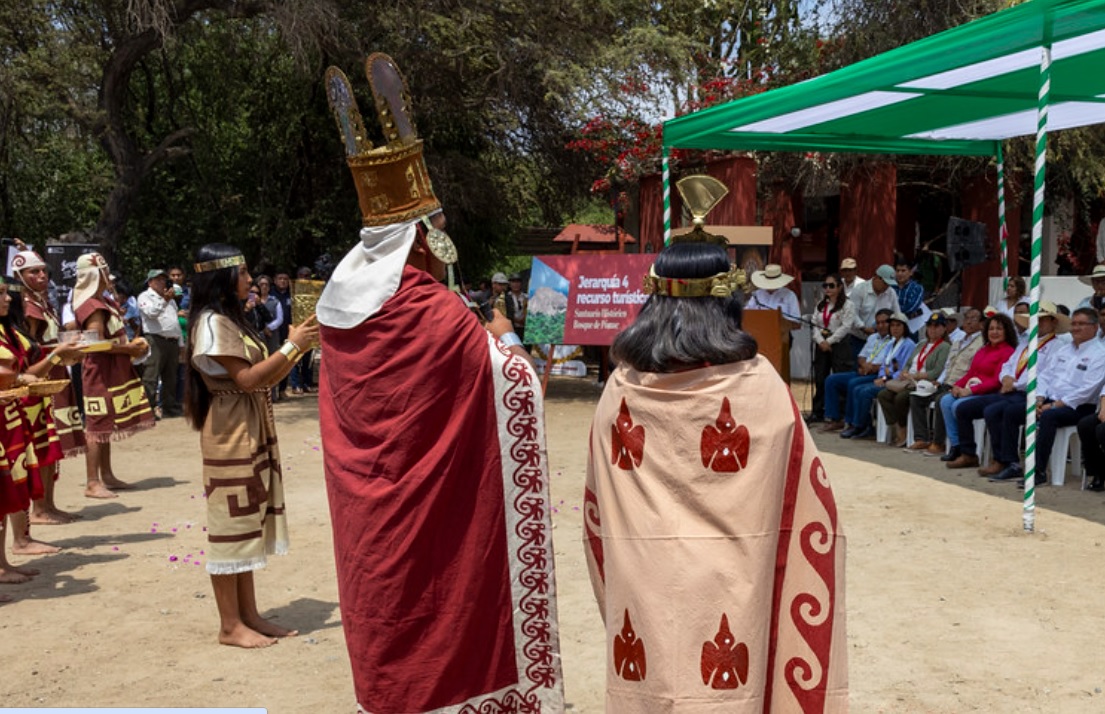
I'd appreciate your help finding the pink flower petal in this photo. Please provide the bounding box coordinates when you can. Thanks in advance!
[168,555,178,562]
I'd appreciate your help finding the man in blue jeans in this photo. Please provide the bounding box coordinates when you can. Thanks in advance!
[820,309,893,432]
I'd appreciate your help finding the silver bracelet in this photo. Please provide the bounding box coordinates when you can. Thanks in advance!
[498,332,522,348]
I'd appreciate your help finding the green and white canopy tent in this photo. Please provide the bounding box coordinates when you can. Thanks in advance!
[660,0,1105,531]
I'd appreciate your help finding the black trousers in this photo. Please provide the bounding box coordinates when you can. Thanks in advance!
[1078,413,1105,480]
[142,333,181,416]
[812,341,856,418]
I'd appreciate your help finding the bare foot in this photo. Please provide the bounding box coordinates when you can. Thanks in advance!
[10,564,39,576]
[101,476,132,490]
[51,507,81,521]
[218,622,278,649]
[85,482,118,499]
[30,511,72,525]
[246,616,299,639]
[12,539,61,555]
[0,569,33,584]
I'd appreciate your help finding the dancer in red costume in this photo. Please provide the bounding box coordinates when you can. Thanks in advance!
[317,56,562,713]
[11,246,86,524]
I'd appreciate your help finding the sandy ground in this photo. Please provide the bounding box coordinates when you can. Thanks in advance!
[4,378,1105,713]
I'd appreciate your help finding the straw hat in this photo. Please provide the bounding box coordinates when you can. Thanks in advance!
[840,257,858,270]
[750,264,794,290]
[1014,300,1070,334]
[491,272,508,284]
[1078,265,1105,286]
[940,307,964,324]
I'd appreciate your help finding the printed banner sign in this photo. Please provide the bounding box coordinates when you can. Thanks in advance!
[524,254,654,346]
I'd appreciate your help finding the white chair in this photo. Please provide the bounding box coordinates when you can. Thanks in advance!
[906,411,915,445]
[974,419,990,467]
[1047,425,1081,487]
[876,407,891,443]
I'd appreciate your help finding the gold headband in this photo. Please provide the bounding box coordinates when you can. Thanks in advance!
[194,255,245,274]
[642,266,744,298]
[3,282,21,293]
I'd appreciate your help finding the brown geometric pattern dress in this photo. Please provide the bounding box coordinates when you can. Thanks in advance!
[192,311,288,575]
[23,290,85,456]
[74,296,155,442]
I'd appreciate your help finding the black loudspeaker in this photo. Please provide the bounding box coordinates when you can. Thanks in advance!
[946,217,988,271]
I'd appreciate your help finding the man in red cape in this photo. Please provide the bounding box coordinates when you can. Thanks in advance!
[317,57,563,714]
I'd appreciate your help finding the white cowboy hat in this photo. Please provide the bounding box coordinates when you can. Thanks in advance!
[939,307,965,323]
[914,380,938,398]
[1079,265,1105,286]
[750,264,794,290]
[1014,300,1070,334]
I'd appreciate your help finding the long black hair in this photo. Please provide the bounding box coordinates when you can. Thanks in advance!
[184,243,257,430]
[611,242,757,372]
[816,273,847,313]
[0,282,41,364]
[984,312,1019,350]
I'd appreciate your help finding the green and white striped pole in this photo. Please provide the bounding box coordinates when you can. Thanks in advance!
[1024,45,1051,533]
[662,149,672,247]
[997,142,1008,291]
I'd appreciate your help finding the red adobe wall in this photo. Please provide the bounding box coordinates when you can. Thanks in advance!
[706,156,757,225]
[839,162,897,276]
[960,170,1023,310]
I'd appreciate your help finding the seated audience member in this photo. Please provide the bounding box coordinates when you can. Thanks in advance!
[907,308,985,454]
[994,307,1105,486]
[941,308,966,343]
[943,313,1022,468]
[821,309,893,432]
[1012,301,1030,341]
[998,277,1028,317]
[1078,265,1105,311]
[876,313,951,447]
[840,312,914,440]
[959,302,1068,480]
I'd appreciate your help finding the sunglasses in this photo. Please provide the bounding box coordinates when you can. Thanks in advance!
[822,282,838,289]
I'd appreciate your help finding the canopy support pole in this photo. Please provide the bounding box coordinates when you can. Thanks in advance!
[662,150,672,247]
[1024,45,1051,534]
[997,142,1008,291]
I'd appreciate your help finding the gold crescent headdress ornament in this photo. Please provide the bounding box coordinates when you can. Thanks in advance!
[194,255,245,273]
[324,54,441,228]
[643,175,746,297]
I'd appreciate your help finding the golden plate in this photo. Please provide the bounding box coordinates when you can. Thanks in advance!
[27,379,71,397]
[0,386,29,400]
[78,341,113,353]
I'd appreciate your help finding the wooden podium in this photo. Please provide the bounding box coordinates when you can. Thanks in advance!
[742,309,790,383]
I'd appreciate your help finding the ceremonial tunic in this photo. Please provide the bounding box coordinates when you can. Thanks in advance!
[0,341,42,515]
[0,326,62,469]
[585,356,847,712]
[192,311,288,575]
[23,290,85,456]
[320,266,563,714]
[74,296,154,441]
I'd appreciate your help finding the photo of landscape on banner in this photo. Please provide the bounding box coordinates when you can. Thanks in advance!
[524,254,656,346]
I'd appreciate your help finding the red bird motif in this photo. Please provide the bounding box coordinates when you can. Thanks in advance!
[700,397,750,473]
[700,613,749,689]
[611,398,645,469]
[613,609,646,681]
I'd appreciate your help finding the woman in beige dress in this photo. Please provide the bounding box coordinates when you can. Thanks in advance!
[184,243,317,649]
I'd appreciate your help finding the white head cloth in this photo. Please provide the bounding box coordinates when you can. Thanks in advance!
[316,220,418,329]
[10,250,46,279]
[71,252,109,315]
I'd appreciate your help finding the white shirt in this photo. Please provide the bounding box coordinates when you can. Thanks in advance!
[746,287,801,331]
[842,276,866,299]
[948,327,966,343]
[849,280,900,332]
[137,286,182,341]
[1042,338,1105,407]
[999,333,1064,393]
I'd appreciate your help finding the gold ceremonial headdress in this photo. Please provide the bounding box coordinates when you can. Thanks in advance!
[671,175,731,247]
[325,54,441,228]
[643,175,746,298]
